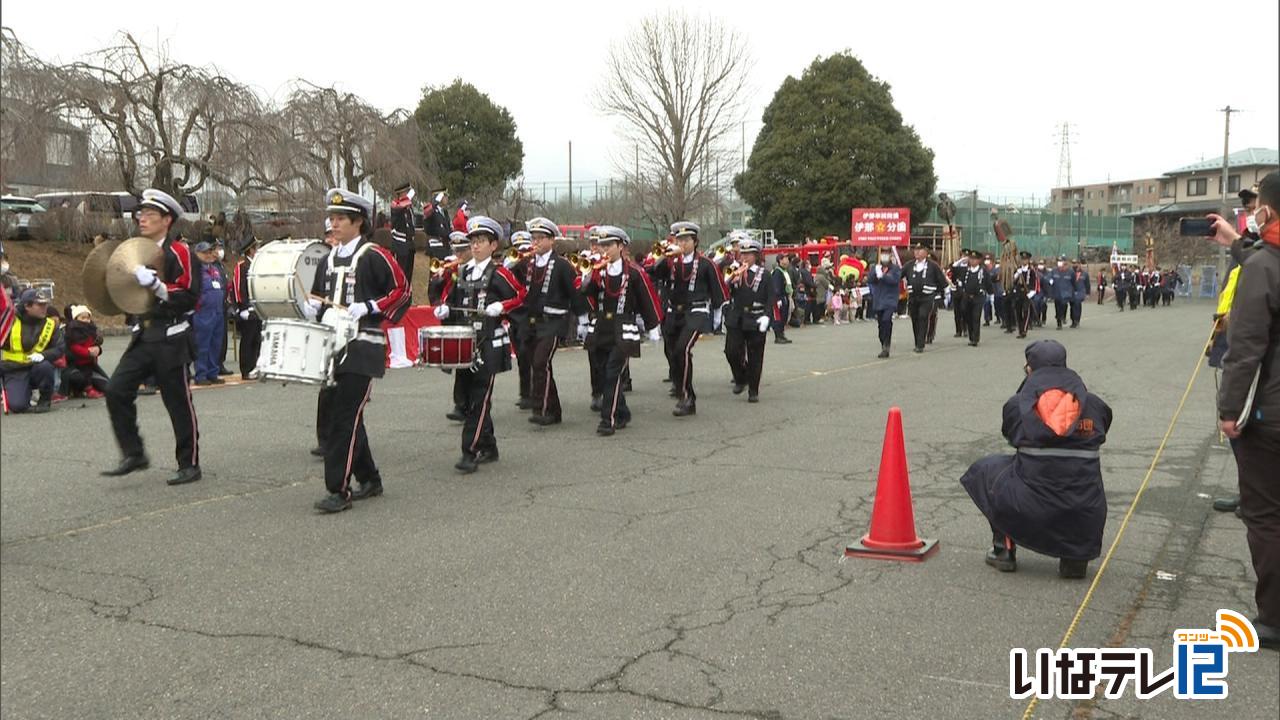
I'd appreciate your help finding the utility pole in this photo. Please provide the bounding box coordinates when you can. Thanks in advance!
[1217,106,1238,284]
[568,141,573,214]
[970,189,978,248]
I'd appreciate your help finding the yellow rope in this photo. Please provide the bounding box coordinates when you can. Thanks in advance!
[1020,322,1218,720]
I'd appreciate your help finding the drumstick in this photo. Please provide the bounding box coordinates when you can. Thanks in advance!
[309,293,347,311]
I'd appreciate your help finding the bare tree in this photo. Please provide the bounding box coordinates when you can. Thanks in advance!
[598,11,751,226]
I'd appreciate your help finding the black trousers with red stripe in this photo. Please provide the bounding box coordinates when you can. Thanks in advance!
[529,333,561,419]
[320,373,378,497]
[591,343,631,428]
[106,338,199,469]
[663,318,702,404]
[723,327,765,395]
[458,366,498,457]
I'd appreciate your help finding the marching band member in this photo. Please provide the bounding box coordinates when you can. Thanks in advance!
[305,189,409,513]
[507,230,535,409]
[389,182,417,287]
[722,234,776,403]
[101,189,203,485]
[434,216,526,474]
[578,226,663,436]
[422,189,452,261]
[520,218,578,426]
[649,221,729,417]
[229,237,261,379]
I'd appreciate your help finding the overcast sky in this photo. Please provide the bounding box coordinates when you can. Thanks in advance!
[4,0,1277,202]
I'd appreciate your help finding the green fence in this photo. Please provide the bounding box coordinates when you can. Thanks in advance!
[941,207,1134,258]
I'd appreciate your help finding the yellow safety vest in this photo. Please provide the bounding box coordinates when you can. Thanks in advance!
[2,316,57,363]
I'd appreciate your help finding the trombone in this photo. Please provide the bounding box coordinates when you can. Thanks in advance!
[428,257,461,276]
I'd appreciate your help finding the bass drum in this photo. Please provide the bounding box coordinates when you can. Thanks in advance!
[248,239,330,319]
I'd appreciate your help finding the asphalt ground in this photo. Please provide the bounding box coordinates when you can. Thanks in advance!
[2,298,1276,719]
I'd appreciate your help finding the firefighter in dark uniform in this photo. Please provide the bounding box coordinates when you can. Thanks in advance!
[228,237,261,379]
[1009,251,1039,338]
[578,226,664,436]
[432,231,474,422]
[956,250,993,346]
[305,189,410,513]
[1113,266,1133,311]
[648,221,729,416]
[1068,258,1090,328]
[722,234,776,402]
[433,216,526,474]
[961,340,1112,578]
[101,189,203,485]
[904,243,948,353]
[949,249,970,338]
[519,217,579,426]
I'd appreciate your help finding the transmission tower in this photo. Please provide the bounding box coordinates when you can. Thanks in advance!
[1055,122,1076,187]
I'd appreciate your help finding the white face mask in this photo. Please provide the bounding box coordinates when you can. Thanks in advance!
[879,254,891,263]
[1246,213,1260,234]
[216,249,225,260]
[0,261,8,273]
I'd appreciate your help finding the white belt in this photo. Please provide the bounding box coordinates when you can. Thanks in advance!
[356,331,385,345]
[543,307,568,315]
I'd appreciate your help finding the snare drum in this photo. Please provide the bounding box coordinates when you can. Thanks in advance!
[418,326,477,369]
[257,319,336,384]
[248,240,330,319]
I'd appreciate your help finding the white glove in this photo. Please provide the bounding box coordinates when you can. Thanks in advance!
[302,298,321,322]
[647,328,661,343]
[133,266,157,287]
[347,302,369,321]
[756,316,771,333]
[484,301,504,317]
[27,352,44,364]
[434,304,450,320]
[1027,291,1036,299]
[152,283,169,301]
[712,308,723,330]
[238,309,250,320]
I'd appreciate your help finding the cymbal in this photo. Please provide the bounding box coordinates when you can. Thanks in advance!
[81,240,123,316]
[106,237,163,315]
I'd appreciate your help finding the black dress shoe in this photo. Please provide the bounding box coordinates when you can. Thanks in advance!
[747,394,759,403]
[985,547,1017,572]
[446,408,466,422]
[166,466,202,485]
[455,454,478,473]
[138,385,159,395]
[195,379,213,386]
[622,380,633,392]
[1058,558,1088,579]
[528,414,561,426]
[968,341,978,347]
[314,494,352,513]
[615,418,628,430]
[310,446,325,457]
[351,480,383,500]
[672,402,696,417]
[953,332,963,338]
[877,348,889,359]
[475,449,499,464]
[774,337,792,344]
[210,377,226,385]
[516,398,535,410]
[1212,495,1239,512]
[101,454,151,477]
[732,383,746,395]
[596,423,615,436]
[912,347,924,354]
[662,377,672,383]
[668,387,680,397]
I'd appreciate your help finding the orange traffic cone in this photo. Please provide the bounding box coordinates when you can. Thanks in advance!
[845,407,939,562]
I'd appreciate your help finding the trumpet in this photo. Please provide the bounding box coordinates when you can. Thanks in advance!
[505,247,532,262]
[723,261,751,283]
[428,257,461,276]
